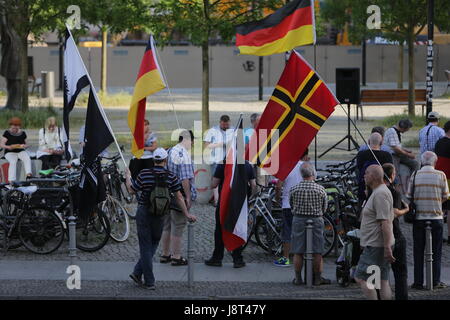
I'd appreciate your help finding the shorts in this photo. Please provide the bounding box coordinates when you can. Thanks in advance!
[211,163,218,177]
[281,208,293,243]
[354,246,391,281]
[162,209,187,237]
[290,216,324,254]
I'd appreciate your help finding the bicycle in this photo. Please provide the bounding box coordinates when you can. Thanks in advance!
[101,154,135,219]
[26,170,112,252]
[0,183,65,254]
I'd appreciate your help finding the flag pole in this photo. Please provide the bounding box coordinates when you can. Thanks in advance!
[153,39,181,129]
[313,44,317,170]
[65,25,127,169]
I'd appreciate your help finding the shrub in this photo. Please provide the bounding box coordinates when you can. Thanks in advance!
[0,107,59,129]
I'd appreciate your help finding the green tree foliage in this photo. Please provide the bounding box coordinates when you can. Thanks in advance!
[147,0,280,132]
[0,0,70,111]
[322,0,450,116]
[78,0,152,93]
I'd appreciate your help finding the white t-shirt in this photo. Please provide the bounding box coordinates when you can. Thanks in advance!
[281,161,304,209]
[203,125,234,164]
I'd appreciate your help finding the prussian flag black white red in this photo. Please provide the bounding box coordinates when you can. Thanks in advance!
[235,0,315,56]
[219,117,249,251]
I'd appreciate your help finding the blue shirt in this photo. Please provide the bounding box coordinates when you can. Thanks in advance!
[419,124,445,154]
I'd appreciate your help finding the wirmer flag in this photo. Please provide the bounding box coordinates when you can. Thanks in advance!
[128,36,166,158]
[219,117,249,252]
[235,0,315,56]
[246,50,339,180]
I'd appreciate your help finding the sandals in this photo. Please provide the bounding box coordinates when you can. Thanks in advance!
[171,257,188,266]
[160,255,172,263]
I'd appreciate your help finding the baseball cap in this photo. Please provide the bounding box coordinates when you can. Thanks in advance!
[427,111,440,120]
[153,148,168,160]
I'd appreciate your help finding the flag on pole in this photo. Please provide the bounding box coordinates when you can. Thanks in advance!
[235,0,315,56]
[247,50,339,180]
[219,117,249,251]
[63,28,90,160]
[128,36,166,158]
[79,88,114,218]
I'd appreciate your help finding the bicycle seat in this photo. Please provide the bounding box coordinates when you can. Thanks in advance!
[16,185,38,195]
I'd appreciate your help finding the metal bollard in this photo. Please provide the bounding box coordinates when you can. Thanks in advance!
[425,221,433,291]
[187,222,195,287]
[305,219,314,288]
[68,215,77,265]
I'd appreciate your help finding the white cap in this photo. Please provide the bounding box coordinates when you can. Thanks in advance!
[153,147,168,160]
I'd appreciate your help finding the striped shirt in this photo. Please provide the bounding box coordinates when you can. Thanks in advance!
[407,166,449,220]
[289,180,327,217]
[418,124,444,154]
[131,166,182,206]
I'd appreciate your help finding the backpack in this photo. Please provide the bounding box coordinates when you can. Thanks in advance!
[148,169,171,217]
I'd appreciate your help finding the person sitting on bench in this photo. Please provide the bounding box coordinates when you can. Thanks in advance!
[0,117,32,182]
[37,116,64,170]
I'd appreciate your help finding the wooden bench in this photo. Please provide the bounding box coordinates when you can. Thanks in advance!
[357,89,426,121]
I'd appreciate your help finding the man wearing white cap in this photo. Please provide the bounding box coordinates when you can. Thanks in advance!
[125,147,195,290]
[419,111,445,154]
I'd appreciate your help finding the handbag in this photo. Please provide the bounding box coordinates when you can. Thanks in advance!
[404,171,417,223]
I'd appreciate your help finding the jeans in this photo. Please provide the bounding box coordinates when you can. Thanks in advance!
[392,236,408,300]
[412,219,443,286]
[133,205,164,286]
[5,151,32,181]
[211,205,243,262]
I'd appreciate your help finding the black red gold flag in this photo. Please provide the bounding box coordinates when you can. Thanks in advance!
[235,0,315,56]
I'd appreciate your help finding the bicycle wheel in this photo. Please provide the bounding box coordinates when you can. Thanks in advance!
[101,196,130,242]
[76,208,111,252]
[241,208,257,249]
[322,214,337,257]
[119,180,136,219]
[18,207,64,254]
[254,216,283,255]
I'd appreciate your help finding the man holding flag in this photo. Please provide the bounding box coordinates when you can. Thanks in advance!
[205,117,256,268]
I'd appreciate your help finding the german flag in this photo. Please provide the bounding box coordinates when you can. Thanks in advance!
[128,36,166,158]
[246,51,338,180]
[235,0,315,56]
[435,137,450,196]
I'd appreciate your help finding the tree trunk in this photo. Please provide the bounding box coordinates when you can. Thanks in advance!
[101,29,107,93]
[407,33,415,116]
[201,41,210,133]
[397,43,404,89]
[20,37,28,112]
[0,12,28,111]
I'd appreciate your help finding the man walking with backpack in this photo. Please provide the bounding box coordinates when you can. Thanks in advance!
[125,148,195,290]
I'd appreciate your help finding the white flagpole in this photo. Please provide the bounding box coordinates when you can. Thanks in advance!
[152,37,181,129]
[65,25,127,169]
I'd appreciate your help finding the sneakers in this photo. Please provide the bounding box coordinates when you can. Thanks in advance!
[411,283,424,290]
[129,273,143,287]
[233,259,246,268]
[434,282,448,289]
[274,257,291,267]
[204,258,223,267]
[142,284,156,290]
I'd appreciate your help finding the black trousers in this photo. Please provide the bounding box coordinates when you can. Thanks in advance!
[39,155,63,170]
[211,205,244,262]
[392,236,408,300]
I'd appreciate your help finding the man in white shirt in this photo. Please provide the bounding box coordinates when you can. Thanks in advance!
[274,149,309,267]
[203,115,234,206]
